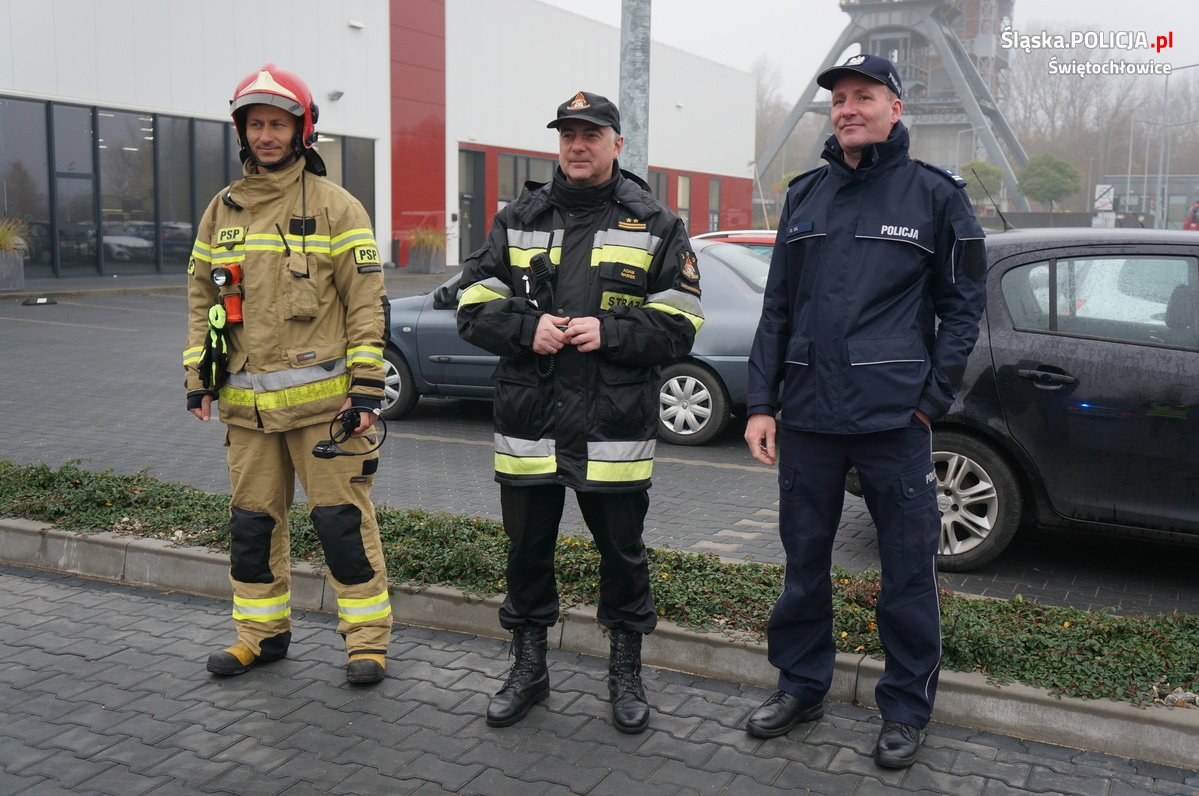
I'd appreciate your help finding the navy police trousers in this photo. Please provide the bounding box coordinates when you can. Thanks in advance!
[769,421,942,728]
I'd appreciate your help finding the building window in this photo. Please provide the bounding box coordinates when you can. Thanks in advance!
[498,153,556,205]
[156,116,194,269]
[677,175,691,229]
[53,104,97,272]
[0,98,51,272]
[708,178,721,232]
[343,136,376,226]
[648,170,668,202]
[194,120,230,221]
[98,110,156,271]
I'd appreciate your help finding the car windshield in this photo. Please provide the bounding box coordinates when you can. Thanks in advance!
[703,243,769,291]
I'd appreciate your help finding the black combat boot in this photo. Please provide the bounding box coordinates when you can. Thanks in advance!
[486,627,550,727]
[608,629,650,734]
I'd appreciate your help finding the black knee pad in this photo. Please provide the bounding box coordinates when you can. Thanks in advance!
[311,504,376,585]
[229,506,276,584]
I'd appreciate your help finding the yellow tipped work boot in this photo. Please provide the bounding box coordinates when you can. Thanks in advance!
[206,632,290,676]
[346,652,386,685]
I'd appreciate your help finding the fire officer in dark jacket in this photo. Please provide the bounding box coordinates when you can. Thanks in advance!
[457,90,703,734]
[743,55,986,768]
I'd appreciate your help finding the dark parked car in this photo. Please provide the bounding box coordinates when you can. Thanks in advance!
[849,228,1198,571]
[381,238,769,445]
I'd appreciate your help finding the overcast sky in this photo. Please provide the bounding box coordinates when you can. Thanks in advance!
[538,0,1199,102]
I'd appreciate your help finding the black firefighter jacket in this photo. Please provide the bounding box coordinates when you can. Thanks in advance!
[747,121,987,434]
[457,168,704,492]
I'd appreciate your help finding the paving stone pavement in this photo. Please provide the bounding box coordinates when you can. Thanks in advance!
[2,564,1198,796]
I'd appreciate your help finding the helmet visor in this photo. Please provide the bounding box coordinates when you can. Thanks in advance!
[231,92,303,117]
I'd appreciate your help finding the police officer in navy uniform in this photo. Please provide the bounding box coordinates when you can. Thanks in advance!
[743,54,986,768]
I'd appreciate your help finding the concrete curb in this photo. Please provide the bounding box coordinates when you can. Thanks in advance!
[2,518,1196,770]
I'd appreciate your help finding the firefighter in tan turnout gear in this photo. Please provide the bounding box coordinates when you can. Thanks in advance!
[182,64,393,685]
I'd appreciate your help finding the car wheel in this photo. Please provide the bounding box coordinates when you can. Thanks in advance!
[380,347,419,420]
[657,361,730,446]
[933,430,1023,572]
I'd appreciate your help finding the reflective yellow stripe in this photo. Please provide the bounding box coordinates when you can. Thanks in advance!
[508,246,563,267]
[587,458,654,483]
[210,249,246,264]
[232,592,291,622]
[338,591,392,623]
[182,346,203,366]
[219,373,351,410]
[347,345,383,367]
[459,282,506,308]
[495,452,557,476]
[191,241,213,263]
[590,245,653,269]
[331,228,377,255]
[644,301,705,333]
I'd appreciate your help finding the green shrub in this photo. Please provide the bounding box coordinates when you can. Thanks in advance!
[1,461,1195,706]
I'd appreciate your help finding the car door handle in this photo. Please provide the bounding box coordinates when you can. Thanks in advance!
[1017,368,1078,388]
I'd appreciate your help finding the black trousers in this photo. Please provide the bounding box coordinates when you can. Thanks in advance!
[498,483,656,634]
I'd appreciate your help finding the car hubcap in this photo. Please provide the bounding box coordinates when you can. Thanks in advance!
[382,360,400,411]
[936,451,999,557]
[660,376,711,436]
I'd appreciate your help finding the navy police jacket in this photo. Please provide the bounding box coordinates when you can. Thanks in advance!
[747,121,987,433]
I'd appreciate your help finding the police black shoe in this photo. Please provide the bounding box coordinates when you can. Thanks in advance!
[745,691,825,738]
[346,653,386,685]
[608,630,650,734]
[486,627,550,727]
[206,632,290,677]
[874,720,924,768]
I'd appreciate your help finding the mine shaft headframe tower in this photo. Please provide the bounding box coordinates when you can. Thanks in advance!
[759,0,1030,210]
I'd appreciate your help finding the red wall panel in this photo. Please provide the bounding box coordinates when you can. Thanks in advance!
[390,0,446,266]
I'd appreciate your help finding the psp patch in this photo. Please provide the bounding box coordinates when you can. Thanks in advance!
[354,246,380,265]
[679,250,699,282]
[216,226,245,248]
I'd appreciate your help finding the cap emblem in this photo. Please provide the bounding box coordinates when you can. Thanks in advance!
[566,91,590,110]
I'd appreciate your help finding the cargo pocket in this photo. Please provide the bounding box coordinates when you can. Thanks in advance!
[493,357,550,436]
[594,360,653,436]
[885,463,939,569]
[281,251,319,320]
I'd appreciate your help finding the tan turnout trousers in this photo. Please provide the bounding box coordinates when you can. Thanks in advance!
[225,422,392,656]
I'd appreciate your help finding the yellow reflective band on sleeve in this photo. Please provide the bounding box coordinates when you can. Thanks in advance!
[644,301,705,334]
[347,345,384,367]
[191,241,214,263]
[586,458,654,483]
[337,591,392,623]
[231,592,291,622]
[331,228,377,256]
[590,245,653,269]
[495,452,557,476]
[459,282,507,309]
[507,247,562,267]
[182,346,204,367]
